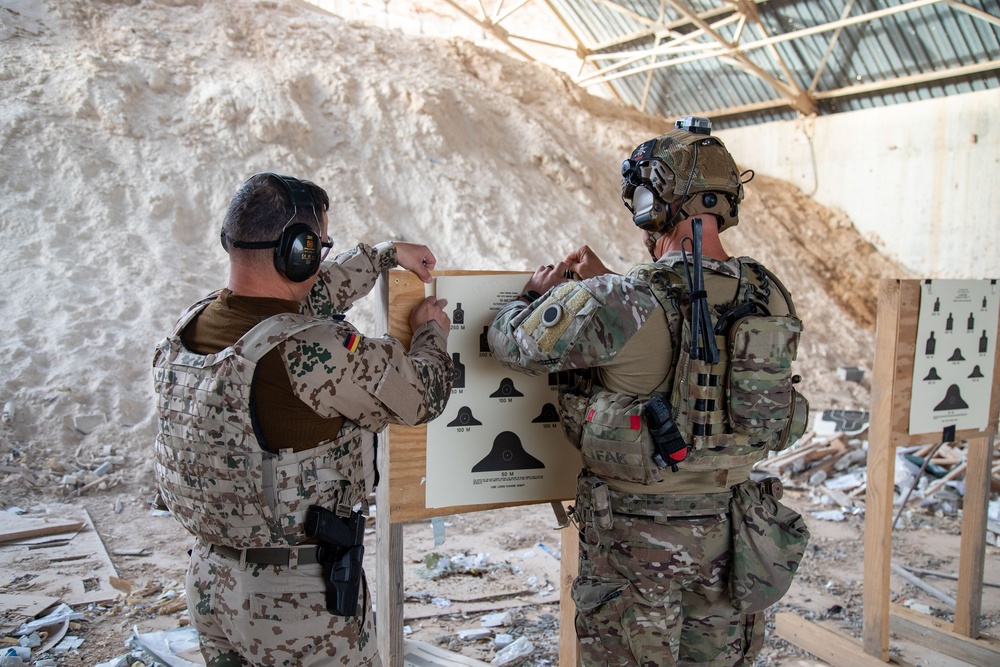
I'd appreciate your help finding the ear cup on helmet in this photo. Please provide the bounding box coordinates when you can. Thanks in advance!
[274,222,321,282]
[631,185,668,231]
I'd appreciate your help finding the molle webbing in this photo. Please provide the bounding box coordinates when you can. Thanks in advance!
[154,309,371,549]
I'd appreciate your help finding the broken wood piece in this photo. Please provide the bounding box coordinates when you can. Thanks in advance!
[0,514,84,544]
[74,474,110,496]
[923,462,968,498]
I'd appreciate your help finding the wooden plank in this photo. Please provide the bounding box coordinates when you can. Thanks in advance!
[376,272,405,667]
[774,613,901,667]
[403,639,491,666]
[890,603,1000,666]
[889,280,920,444]
[0,514,83,544]
[404,593,561,621]
[385,270,573,523]
[559,508,579,667]
[954,435,994,637]
[0,593,59,621]
[862,278,904,661]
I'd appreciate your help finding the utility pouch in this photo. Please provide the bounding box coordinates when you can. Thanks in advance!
[580,390,662,485]
[305,505,365,617]
[729,479,809,613]
[773,387,809,452]
[727,316,801,442]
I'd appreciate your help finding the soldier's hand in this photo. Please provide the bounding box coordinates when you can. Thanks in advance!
[564,245,614,279]
[410,296,450,334]
[396,242,436,283]
[522,261,570,297]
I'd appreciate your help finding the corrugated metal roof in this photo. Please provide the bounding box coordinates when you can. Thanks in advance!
[460,0,1000,128]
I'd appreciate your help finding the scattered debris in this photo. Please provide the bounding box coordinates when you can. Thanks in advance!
[491,636,533,666]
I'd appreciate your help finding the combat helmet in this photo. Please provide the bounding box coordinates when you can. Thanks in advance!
[621,116,750,246]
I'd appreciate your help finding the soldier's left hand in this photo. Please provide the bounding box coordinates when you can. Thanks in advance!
[396,242,437,283]
[523,261,570,297]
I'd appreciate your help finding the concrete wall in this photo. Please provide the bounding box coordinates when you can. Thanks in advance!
[717,88,1000,279]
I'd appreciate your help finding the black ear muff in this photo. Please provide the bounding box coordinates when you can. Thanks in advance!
[265,173,322,282]
[274,222,321,283]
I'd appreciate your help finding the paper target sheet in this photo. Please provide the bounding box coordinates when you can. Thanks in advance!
[909,279,998,435]
[425,274,580,508]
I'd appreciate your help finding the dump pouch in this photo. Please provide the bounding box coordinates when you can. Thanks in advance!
[729,479,809,613]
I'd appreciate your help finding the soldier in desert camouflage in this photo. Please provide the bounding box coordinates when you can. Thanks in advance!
[152,172,452,667]
[489,118,809,667]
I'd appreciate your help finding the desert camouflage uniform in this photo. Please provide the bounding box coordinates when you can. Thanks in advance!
[153,242,452,667]
[489,251,795,667]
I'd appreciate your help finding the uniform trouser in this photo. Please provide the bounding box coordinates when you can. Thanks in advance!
[186,540,381,667]
[571,491,763,667]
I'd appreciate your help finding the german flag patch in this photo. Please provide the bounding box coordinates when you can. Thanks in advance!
[343,334,361,353]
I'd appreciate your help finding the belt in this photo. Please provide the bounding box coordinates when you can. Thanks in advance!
[606,487,731,519]
[209,543,321,566]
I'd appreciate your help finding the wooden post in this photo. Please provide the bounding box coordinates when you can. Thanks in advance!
[559,507,580,667]
[375,272,405,667]
[861,279,902,660]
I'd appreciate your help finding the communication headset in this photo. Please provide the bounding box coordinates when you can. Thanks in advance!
[220,173,328,283]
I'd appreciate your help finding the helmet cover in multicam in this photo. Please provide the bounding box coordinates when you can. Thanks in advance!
[621,118,748,236]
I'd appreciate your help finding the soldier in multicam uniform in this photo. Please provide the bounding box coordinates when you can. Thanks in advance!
[489,118,809,667]
[152,173,453,667]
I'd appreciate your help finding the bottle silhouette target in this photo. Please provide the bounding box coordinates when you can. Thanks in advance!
[981,330,989,354]
[933,297,940,312]
[925,331,936,355]
[946,313,954,332]
[967,313,975,331]
[451,353,466,389]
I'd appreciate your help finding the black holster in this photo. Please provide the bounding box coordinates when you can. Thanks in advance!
[305,505,365,617]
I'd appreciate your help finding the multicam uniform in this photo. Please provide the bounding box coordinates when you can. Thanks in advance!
[489,251,801,667]
[153,242,452,667]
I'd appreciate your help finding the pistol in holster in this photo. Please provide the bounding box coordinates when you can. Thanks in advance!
[305,505,366,617]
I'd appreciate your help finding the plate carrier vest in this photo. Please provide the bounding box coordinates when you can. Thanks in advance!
[565,258,809,486]
[153,298,375,549]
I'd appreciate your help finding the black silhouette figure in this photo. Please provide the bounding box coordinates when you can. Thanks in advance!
[453,303,464,325]
[967,313,975,331]
[490,378,524,398]
[946,313,954,332]
[923,367,941,381]
[451,353,466,389]
[472,431,545,472]
[981,331,989,354]
[480,326,490,353]
[969,365,984,379]
[531,403,561,423]
[447,406,483,427]
[984,296,989,308]
[934,385,969,411]
[925,331,936,355]
[948,348,965,362]
[933,297,940,312]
